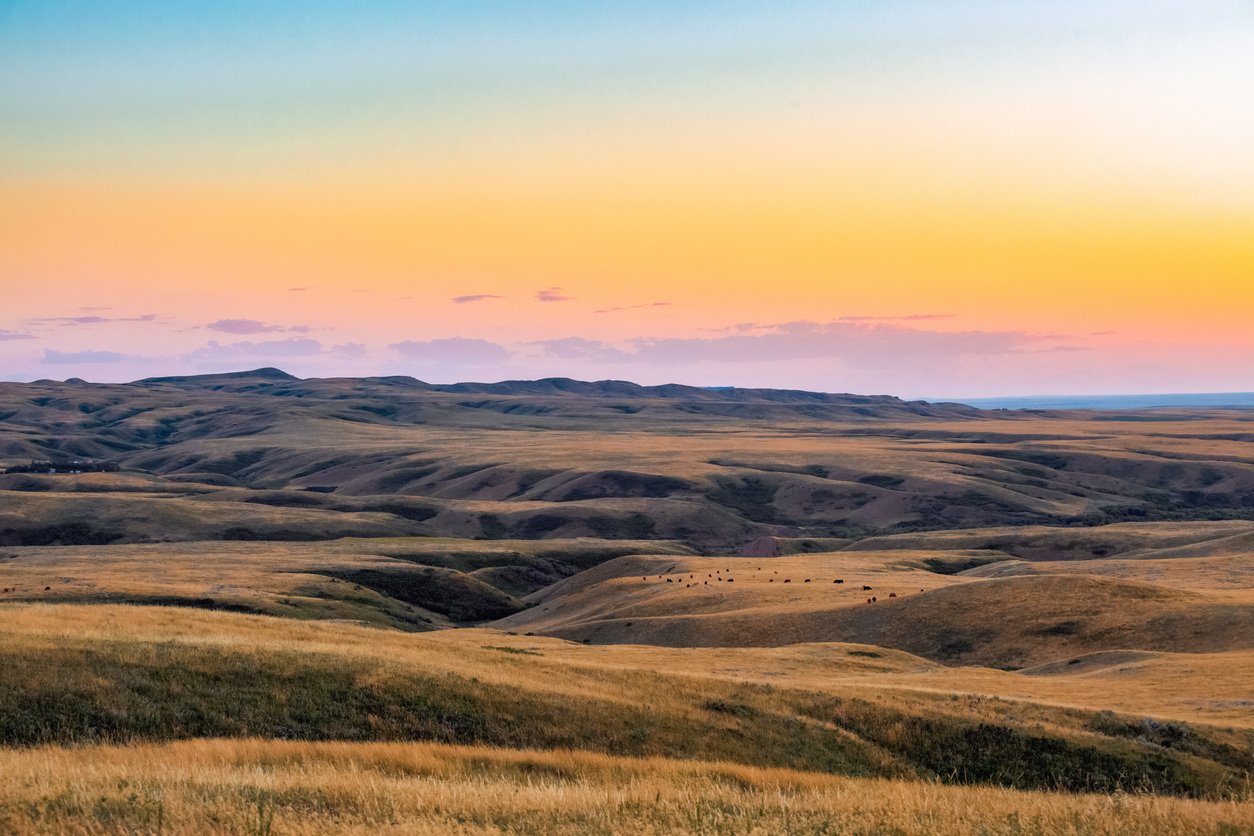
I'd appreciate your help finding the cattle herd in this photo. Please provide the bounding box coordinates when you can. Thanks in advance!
[642,567,909,603]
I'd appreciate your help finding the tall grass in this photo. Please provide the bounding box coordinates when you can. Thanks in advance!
[0,603,1248,800]
[2,739,1250,835]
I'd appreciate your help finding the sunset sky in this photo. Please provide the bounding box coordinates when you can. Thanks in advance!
[2,1,1252,397]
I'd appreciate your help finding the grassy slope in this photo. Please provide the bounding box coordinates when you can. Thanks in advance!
[3,739,1252,835]
[0,538,692,628]
[8,376,1254,550]
[492,548,1254,668]
[0,603,1249,802]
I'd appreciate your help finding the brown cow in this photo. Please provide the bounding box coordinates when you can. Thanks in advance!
[889,592,897,598]
[804,579,811,583]
[834,579,844,584]
[783,579,791,584]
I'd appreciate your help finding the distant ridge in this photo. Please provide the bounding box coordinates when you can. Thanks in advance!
[138,367,299,385]
[959,392,1254,410]
[128,368,949,407]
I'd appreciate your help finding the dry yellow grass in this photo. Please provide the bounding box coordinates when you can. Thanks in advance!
[1,738,1250,835]
[3,602,1251,755]
[494,548,1254,668]
[0,537,688,628]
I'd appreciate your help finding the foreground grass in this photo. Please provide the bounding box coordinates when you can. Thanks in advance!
[1,603,1250,801]
[2,739,1251,835]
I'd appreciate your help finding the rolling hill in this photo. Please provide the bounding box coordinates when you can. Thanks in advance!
[5,370,1254,551]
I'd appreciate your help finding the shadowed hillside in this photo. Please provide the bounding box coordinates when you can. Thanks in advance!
[494,522,1254,669]
[5,371,1254,550]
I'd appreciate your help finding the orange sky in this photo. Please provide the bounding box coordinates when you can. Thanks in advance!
[2,2,1252,396]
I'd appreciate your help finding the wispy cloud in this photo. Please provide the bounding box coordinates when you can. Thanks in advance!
[184,338,323,363]
[535,320,1047,367]
[42,349,131,364]
[0,330,35,341]
[838,314,956,322]
[452,294,503,304]
[596,301,670,314]
[535,287,573,303]
[28,313,159,327]
[390,338,509,364]
[331,342,367,358]
[532,337,631,362]
[206,319,310,335]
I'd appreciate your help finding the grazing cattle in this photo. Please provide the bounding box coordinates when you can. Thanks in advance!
[804,578,811,583]
[768,579,774,583]
[718,577,723,582]
[834,579,844,584]
[862,585,873,591]
[727,578,734,583]
[872,596,877,602]
[643,577,647,581]
[666,578,673,583]
[889,592,897,598]
[704,581,708,585]
[44,586,50,591]
[867,597,872,603]
[783,579,791,584]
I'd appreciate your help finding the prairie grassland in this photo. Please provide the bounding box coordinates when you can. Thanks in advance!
[496,549,1254,668]
[1,738,1251,835]
[11,372,1254,547]
[0,537,689,627]
[444,629,1254,730]
[1,603,1249,800]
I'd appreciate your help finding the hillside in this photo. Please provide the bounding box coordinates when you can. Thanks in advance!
[494,522,1254,669]
[1,371,1252,833]
[5,371,1254,551]
[1,603,1249,801]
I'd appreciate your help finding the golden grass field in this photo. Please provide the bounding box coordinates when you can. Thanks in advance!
[2,374,1253,832]
[0,601,1251,832]
[4,738,1252,836]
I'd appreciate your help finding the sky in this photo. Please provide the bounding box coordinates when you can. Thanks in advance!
[2,1,1252,398]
